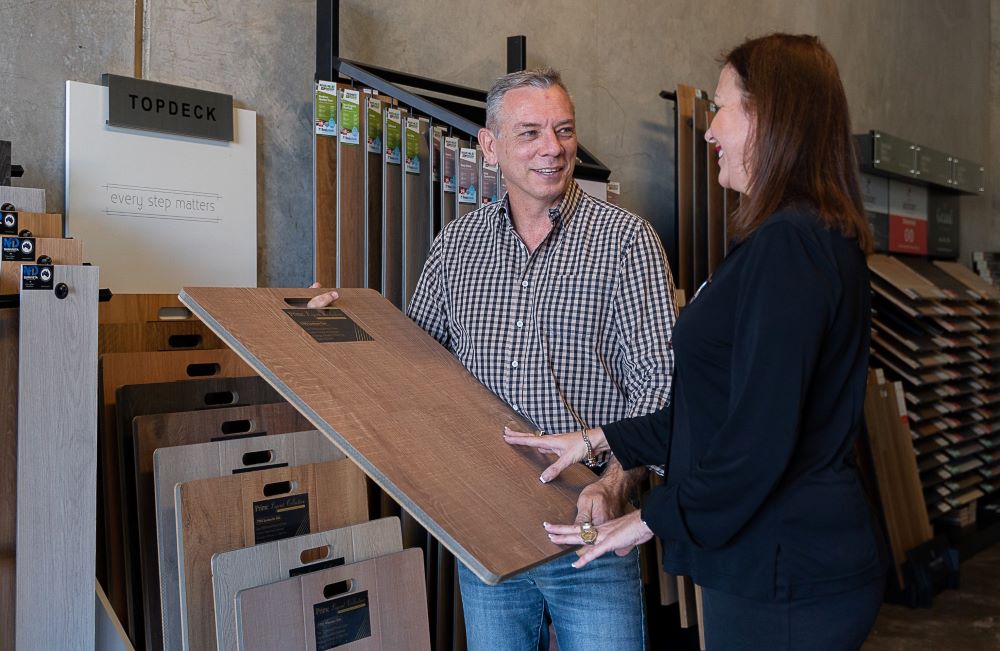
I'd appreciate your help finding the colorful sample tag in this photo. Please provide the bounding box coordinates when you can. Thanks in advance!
[443,137,458,192]
[366,98,383,154]
[458,147,478,204]
[338,89,360,145]
[315,81,338,136]
[385,109,402,165]
[404,118,421,174]
[481,161,499,206]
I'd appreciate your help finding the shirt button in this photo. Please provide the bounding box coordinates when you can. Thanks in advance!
[521,280,529,287]
[512,404,519,411]
[511,361,519,368]
[516,320,524,328]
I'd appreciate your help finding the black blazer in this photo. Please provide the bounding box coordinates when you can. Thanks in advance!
[605,206,885,601]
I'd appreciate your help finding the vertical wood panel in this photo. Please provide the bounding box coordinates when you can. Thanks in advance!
[692,93,710,291]
[382,108,405,308]
[0,307,18,651]
[675,85,696,298]
[315,84,340,287]
[337,87,367,288]
[403,117,432,310]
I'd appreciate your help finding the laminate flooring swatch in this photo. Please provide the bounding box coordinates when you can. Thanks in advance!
[692,92,711,290]
[236,548,429,651]
[675,84,697,297]
[338,87,366,288]
[0,210,63,237]
[382,107,405,307]
[868,253,946,300]
[315,83,341,288]
[99,293,197,324]
[178,287,595,584]
[212,517,402,651]
[0,236,83,294]
[0,308,16,651]
[99,320,223,354]
[402,117,431,310]
[366,95,387,291]
[175,458,368,650]
[705,102,726,273]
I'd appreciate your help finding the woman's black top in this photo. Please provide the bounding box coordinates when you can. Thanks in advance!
[604,206,885,601]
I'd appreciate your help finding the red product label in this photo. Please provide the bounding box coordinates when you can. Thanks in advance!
[888,215,927,255]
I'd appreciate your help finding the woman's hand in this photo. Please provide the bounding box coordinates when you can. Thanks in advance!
[307,282,340,308]
[543,510,654,568]
[503,426,608,483]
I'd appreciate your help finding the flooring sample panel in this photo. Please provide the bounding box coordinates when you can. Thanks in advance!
[178,287,595,584]
[176,458,368,651]
[16,265,98,649]
[337,88,366,289]
[137,403,313,651]
[212,517,403,651]
[440,136,458,228]
[0,210,63,238]
[152,427,335,651]
[869,254,946,300]
[365,96,385,291]
[675,84,696,298]
[382,108,405,307]
[0,186,45,212]
[98,348,255,632]
[315,99,339,287]
[236,548,429,651]
[705,103,725,274]
[692,94,711,290]
[0,307,17,651]
[935,260,1000,301]
[402,117,432,310]
[456,145,479,219]
[0,236,83,294]
[97,582,134,651]
[99,320,223,354]
[99,293,198,324]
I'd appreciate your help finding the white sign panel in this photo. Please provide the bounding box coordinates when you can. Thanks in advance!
[65,80,256,292]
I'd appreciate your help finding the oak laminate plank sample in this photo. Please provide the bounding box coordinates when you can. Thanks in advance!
[16,266,98,650]
[99,293,197,324]
[868,254,946,301]
[236,548,429,651]
[935,260,1000,301]
[675,84,696,298]
[176,458,368,651]
[382,108,405,307]
[366,96,387,291]
[0,236,83,294]
[212,517,403,651]
[338,88,367,289]
[0,210,63,237]
[315,86,340,287]
[0,307,17,651]
[178,287,594,584]
[99,320,223,354]
[136,403,313,651]
[402,117,432,310]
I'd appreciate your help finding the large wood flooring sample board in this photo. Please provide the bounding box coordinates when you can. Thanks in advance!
[0,236,83,294]
[153,428,336,651]
[178,287,595,583]
[338,88,366,288]
[868,254,946,301]
[136,403,314,651]
[236,548,429,651]
[935,260,1000,301]
[382,107,405,307]
[212,517,403,651]
[675,84,696,298]
[692,92,711,290]
[16,266,98,649]
[365,96,386,291]
[100,320,223,354]
[402,117,431,310]
[0,307,17,651]
[99,348,255,632]
[0,209,63,237]
[176,457,368,650]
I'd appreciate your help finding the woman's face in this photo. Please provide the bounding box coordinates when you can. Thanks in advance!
[706,65,753,194]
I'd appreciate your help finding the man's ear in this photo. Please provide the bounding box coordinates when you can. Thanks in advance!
[478,127,499,166]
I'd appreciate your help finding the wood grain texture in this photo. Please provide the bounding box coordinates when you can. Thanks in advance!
[0,236,84,294]
[16,266,98,650]
[178,287,594,584]
[338,89,367,288]
[868,254,946,300]
[0,307,17,651]
[135,403,313,651]
[236,548,429,651]
[935,260,1000,301]
[705,104,725,274]
[316,115,339,287]
[99,320,223,354]
[675,84,696,298]
[176,458,368,651]
[98,349,256,635]
[403,118,432,310]
[366,96,385,291]
[382,108,406,307]
[5,211,63,238]
[153,428,339,651]
[212,517,403,651]
[692,94,710,291]
[99,293,197,324]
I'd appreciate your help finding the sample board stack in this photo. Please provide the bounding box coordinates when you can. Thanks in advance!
[868,254,1000,528]
[973,251,1000,289]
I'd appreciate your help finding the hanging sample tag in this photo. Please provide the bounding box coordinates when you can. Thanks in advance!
[443,137,459,192]
[366,98,383,154]
[1,209,17,234]
[498,170,507,199]
[338,89,360,145]
[21,263,54,290]
[404,118,421,174]
[315,81,338,136]
[2,236,35,261]
[458,148,478,204]
[283,308,374,343]
[385,109,402,165]
[252,493,310,544]
[313,591,372,648]
[432,127,445,182]
[481,161,499,206]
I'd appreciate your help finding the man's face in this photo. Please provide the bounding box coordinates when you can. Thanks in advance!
[480,85,577,209]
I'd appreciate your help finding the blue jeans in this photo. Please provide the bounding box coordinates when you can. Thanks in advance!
[458,548,645,651]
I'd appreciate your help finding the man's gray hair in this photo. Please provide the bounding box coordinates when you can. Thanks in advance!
[484,67,574,133]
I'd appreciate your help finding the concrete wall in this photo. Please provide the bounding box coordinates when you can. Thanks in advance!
[0,0,993,287]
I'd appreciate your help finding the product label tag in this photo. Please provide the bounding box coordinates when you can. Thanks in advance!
[1,236,35,261]
[385,109,402,165]
[20,263,53,290]
[338,89,360,145]
[366,98,383,154]
[458,148,478,204]
[404,118,421,174]
[252,493,310,544]
[315,81,338,136]
[313,591,371,649]
[284,308,374,343]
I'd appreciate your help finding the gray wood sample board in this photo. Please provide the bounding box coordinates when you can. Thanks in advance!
[16,265,98,649]
[178,287,594,584]
[0,307,17,651]
[135,402,313,651]
[236,548,429,651]
[212,517,403,651]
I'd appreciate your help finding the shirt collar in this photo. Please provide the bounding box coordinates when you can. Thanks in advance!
[496,180,583,229]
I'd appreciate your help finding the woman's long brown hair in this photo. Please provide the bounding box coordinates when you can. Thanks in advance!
[724,33,873,253]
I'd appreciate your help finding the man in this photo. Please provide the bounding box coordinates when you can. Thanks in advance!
[313,68,675,650]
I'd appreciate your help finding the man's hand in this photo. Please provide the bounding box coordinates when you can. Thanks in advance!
[307,282,339,308]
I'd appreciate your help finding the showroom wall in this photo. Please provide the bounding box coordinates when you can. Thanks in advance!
[0,0,993,287]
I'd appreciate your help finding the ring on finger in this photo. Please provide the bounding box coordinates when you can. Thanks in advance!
[580,521,598,545]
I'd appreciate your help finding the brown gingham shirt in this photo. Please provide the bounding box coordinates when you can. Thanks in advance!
[407,181,676,461]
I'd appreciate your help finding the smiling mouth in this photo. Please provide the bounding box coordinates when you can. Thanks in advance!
[533,167,563,176]
[715,146,723,158]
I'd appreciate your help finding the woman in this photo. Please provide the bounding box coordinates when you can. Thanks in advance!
[506,33,885,650]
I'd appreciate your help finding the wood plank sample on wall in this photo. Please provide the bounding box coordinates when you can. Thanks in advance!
[178,287,596,584]
[211,517,403,651]
[315,82,340,288]
[675,84,696,298]
[16,266,98,650]
[175,458,368,651]
[457,144,479,219]
[441,136,458,228]
[0,210,63,238]
[0,307,17,651]
[382,107,405,307]
[0,236,83,294]
[135,402,313,651]
[402,117,432,310]
[236,548,430,651]
[337,87,367,288]
[366,95,386,291]
[98,349,256,636]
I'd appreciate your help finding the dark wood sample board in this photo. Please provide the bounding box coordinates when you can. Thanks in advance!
[178,287,595,584]
[382,107,405,307]
[402,117,432,310]
[338,87,367,288]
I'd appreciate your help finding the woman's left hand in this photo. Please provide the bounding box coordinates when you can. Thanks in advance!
[544,510,655,568]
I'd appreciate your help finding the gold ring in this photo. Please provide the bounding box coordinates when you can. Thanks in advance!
[580,521,598,545]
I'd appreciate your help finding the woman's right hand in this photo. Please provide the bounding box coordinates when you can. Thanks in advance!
[503,426,608,483]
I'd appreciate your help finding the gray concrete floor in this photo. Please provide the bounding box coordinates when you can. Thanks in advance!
[864,543,1000,650]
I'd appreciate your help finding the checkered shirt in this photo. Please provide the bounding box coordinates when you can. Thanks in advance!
[407,181,676,461]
